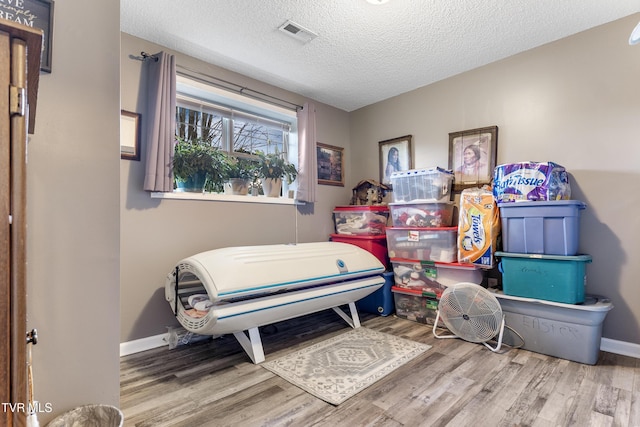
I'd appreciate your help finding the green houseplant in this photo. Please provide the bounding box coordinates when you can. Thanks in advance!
[172,136,230,193]
[255,150,298,197]
[225,155,257,195]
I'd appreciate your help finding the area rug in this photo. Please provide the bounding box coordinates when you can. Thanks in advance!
[261,327,431,405]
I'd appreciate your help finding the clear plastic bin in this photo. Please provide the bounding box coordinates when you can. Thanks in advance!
[389,201,455,227]
[389,167,453,203]
[386,227,457,262]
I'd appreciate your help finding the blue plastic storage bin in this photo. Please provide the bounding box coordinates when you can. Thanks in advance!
[498,200,586,255]
[356,271,395,316]
[496,251,591,304]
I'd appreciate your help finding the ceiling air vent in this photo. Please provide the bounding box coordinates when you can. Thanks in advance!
[278,20,318,43]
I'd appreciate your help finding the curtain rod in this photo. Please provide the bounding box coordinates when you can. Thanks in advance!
[137,51,303,112]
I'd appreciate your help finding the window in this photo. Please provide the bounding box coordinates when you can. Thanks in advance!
[175,74,297,169]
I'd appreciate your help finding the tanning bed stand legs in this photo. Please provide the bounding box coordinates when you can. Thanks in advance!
[232,302,361,364]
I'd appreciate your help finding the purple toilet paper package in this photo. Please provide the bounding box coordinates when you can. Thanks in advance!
[493,162,571,203]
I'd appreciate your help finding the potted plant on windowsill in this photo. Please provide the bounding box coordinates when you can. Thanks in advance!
[224,155,257,196]
[256,150,298,197]
[172,136,230,193]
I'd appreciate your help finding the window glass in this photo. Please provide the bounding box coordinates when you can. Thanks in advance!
[173,75,298,198]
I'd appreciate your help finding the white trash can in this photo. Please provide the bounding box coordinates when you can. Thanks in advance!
[46,404,123,427]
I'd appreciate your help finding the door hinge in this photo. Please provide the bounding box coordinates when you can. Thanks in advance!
[9,85,26,117]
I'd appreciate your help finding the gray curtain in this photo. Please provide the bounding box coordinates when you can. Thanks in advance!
[296,102,317,202]
[143,52,176,192]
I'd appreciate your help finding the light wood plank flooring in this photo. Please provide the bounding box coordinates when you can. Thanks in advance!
[120,310,640,427]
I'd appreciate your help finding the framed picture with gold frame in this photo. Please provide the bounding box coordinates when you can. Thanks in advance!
[448,126,498,191]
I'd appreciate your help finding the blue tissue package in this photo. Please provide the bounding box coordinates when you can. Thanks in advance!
[493,162,571,203]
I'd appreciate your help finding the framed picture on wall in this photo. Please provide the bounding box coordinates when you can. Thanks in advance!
[0,0,55,72]
[379,135,412,186]
[316,142,344,186]
[448,126,498,191]
[120,110,141,161]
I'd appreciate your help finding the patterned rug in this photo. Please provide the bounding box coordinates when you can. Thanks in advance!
[262,327,431,405]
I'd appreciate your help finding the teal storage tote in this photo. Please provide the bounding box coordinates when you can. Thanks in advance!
[495,251,591,304]
[498,200,586,255]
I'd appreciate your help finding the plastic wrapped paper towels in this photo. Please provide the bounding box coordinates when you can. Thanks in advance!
[458,187,500,269]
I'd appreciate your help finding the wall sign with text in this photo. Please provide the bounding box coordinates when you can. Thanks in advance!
[0,0,54,73]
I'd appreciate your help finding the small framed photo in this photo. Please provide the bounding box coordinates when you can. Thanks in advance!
[379,135,412,186]
[316,142,344,186]
[448,126,498,191]
[120,110,141,161]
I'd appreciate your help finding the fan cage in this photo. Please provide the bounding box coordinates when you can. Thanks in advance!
[438,283,502,343]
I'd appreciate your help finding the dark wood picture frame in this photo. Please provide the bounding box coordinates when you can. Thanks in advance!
[317,142,344,186]
[448,126,498,191]
[379,135,412,186]
[0,0,55,72]
[120,110,141,161]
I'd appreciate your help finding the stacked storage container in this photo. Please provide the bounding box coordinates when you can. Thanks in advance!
[493,162,589,305]
[386,168,482,325]
[492,162,613,364]
[330,205,395,316]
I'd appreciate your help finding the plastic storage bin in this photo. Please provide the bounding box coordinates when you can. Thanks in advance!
[386,227,457,262]
[356,271,395,316]
[499,200,586,255]
[333,205,389,235]
[494,291,613,365]
[496,251,592,304]
[391,258,482,296]
[389,202,455,227]
[392,286,443,326]
[389,167,454,203]
[330,234,389,268]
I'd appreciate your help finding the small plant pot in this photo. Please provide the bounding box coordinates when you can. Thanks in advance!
[262,177,282,197]
[225,178,250,195]
[175,172,206,193]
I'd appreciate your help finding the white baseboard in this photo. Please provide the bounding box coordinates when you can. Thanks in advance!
[120,333,167,357]
[120,333,640,360]
[600,338,640,359]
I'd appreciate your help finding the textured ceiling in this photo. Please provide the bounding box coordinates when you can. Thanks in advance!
[121,1,640,112]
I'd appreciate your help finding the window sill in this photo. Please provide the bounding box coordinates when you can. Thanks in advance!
[150,192,302,205]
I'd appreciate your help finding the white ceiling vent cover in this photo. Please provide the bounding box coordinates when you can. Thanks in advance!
[278,20,318,43]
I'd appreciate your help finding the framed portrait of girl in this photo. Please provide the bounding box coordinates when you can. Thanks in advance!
[379,135,412,186]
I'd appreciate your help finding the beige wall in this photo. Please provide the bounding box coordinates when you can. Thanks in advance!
[121,15,640,348]
[120,33,353,342]
[350,14,640,344]
[26,0,121,423]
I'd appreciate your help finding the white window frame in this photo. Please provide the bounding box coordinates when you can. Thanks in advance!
[152,74,299,205]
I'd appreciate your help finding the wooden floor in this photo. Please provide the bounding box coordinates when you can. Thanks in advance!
[120,310,640,427]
